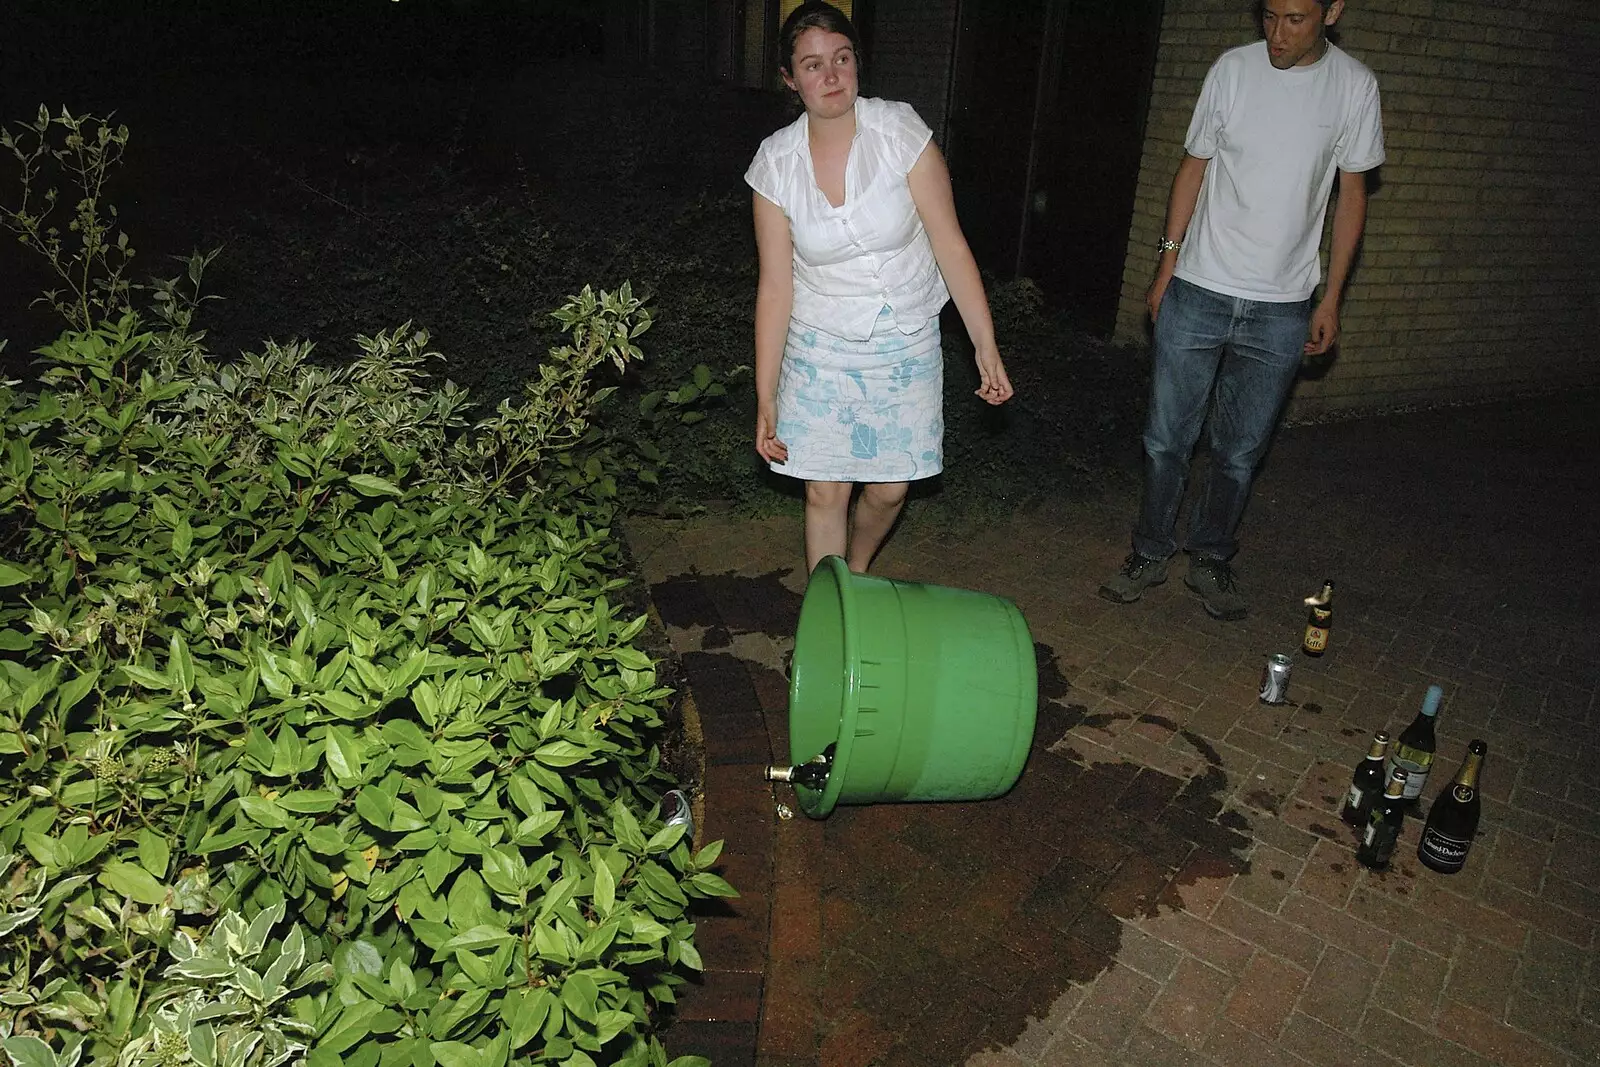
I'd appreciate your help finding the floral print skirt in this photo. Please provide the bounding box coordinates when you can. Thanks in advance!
[771,307,943,483]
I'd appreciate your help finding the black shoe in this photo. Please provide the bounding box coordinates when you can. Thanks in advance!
[1184,556,1247,620]
[1098,553,1170,603]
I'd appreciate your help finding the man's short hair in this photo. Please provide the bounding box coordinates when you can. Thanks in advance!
[1256,0,1334,15]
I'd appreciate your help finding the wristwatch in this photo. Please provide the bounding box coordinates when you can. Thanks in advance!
[1157,237,1182,254]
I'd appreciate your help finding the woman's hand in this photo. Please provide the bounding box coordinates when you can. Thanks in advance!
[973,345,1014,406]
[755,401,789,463]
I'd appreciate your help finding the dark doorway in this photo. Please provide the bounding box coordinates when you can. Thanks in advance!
[943,0,1051,279]
[1026,0,1165,335]
[945,0,1165,336]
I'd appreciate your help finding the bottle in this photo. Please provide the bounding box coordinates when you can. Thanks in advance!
[1356,767,1409,870]
[1387,685,1442,804]
[1340,730,1391,826]
[764,743,835,787]
[1417,740,1487,873]
[1302,579,1334,656]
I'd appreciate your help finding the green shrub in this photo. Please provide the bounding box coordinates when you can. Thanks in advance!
[0,108,137,333]
[0,289,726,1066]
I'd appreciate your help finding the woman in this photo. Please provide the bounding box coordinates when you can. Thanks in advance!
[745,0,1013,576]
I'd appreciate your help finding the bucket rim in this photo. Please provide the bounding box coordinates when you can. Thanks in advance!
[795,555,859,818]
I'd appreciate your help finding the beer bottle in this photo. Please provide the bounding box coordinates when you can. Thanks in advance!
[765,743,835,787]
[1340,730,1391,826]
[1302,579,1334,656]
[1387,685,1441,805]
[1417,740,1487,874]
[1356,767,1409,870]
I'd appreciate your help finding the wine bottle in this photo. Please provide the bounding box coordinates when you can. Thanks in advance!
[1387,685,1442,804]
[1417,740,1487,873]
[764,743,835,787]
[1356,767,1409,870]
[1340,730,1390,826]
[1302,579,1334,656]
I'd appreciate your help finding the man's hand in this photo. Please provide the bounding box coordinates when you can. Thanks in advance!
[1146,269,1175,322]
[1305,300,1340,355]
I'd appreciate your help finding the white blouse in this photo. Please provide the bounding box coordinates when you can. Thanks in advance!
[745,96,950,341]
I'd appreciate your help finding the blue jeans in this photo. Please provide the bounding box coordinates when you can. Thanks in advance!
[1133,276,1309,562]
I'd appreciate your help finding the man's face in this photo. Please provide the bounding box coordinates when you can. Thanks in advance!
[1262,0,1343,69]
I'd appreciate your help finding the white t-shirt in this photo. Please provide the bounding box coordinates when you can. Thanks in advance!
[744,96,950,340]
[1176,41,1385,302]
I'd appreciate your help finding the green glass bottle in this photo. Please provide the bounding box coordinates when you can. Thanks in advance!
[1356,767,1409,871]
[1387,684,1441,805]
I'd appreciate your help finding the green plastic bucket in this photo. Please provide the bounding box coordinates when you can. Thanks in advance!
[787,556,1038,818]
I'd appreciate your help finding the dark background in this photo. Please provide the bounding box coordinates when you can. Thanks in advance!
[1,0,1148,508]
[2,0,769,388]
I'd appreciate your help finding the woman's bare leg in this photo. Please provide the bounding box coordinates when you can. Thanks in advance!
[847,481,908,572]
[804,481,853,575]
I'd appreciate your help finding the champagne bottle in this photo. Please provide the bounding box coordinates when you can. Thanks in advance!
[1417,740,1487,873]
[1340,730,1390,826]
[764,743,835,787]
[1356,767,1409,870]
[1302,579,1334,656]
[1387,685,1442,804]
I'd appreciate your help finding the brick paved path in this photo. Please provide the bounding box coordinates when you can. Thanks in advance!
[634,391,1600,1067]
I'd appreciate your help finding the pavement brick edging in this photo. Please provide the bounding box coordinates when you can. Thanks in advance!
[644,565,800,1066]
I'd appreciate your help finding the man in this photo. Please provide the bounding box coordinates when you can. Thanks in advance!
[1100,0,1384,620]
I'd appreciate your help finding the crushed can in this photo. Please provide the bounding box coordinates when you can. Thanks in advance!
[661,788,694,844]
[1259,653,1292,705]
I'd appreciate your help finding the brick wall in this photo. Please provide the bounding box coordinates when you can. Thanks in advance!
[1114,1,1600,417]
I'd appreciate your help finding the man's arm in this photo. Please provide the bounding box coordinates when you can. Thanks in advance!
[1306,168,1370,355]
[1148,154,1209,321]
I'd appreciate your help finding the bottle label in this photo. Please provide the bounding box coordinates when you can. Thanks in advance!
[1363,819,1401,864]
[1390,747,1433,799]
[1345,783,1365,810]
[1303,625,1329,653]
[1451,785,1475,804]
[1418,828,1472,871]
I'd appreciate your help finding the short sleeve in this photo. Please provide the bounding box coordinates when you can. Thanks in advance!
[879,100,934,177]
[1183,60,1226,159]
[1336,75,1385,172]
[744,145,783,208]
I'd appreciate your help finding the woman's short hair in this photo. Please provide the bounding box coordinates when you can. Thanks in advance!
[778,2,862,77]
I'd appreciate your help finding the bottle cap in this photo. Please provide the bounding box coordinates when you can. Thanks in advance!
[1420,684,1443,717]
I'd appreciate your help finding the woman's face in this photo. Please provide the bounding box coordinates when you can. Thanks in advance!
[783,27,858,121]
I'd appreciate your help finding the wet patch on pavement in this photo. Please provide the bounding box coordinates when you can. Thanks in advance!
[652,570,1257,1066]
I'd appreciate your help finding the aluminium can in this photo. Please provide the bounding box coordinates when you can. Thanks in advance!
[661,789,694,843]
[1259,653,1293,705]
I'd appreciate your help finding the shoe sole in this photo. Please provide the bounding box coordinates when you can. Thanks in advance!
[1184,577,1247,621]
[1097,572,1167,604]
